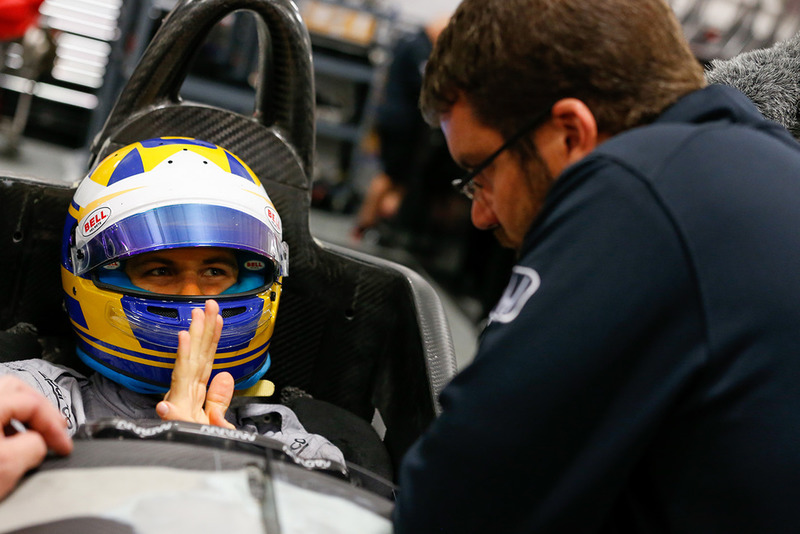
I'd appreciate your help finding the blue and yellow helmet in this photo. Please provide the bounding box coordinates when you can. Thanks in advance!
[61,137,288,394]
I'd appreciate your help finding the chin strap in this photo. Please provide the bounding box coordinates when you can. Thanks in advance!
[234,379,275,398]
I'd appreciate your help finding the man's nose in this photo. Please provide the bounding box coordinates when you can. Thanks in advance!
[470,194,499,230]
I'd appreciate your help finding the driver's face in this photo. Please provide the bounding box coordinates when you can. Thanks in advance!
[124,247,239,296]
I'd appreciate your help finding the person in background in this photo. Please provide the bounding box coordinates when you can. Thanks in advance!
[352,14,452,241]
[355,12,515,319]
[393,0,800,532]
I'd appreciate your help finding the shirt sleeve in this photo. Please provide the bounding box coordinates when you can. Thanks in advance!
[393,159,707,533]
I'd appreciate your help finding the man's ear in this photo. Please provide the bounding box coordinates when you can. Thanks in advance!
[549,98,601,166]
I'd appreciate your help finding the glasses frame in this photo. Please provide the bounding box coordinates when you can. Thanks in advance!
[451,105,554,200]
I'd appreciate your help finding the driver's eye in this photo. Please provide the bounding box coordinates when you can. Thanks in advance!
[205,267,232,277]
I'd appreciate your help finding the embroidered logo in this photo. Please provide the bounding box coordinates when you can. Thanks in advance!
[38,371,75,430]
[489,266,541,324]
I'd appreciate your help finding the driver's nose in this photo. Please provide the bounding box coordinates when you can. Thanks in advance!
[177,275,203,296]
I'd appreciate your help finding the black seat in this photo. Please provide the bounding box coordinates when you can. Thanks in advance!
[0,173,74,342]
[0,0,457,476]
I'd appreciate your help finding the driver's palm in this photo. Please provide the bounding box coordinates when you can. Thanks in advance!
[156,300,235,429]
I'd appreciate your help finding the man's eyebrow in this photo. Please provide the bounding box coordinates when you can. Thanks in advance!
[202,256,238,267]
[453,159,472,171]
[453,153,482,171]
[128,255,174,267]
[457,145,497,170]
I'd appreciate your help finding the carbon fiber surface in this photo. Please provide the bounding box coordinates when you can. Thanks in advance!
[0,175,73,337]
[91,0,316,178]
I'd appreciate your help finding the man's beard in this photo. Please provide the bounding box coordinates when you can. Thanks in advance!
[493,227,517,250]
[494,149,557,252]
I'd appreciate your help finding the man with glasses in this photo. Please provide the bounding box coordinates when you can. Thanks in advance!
[393,0,800,532]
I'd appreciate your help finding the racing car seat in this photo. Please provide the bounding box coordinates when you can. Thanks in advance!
[0,0,457,475]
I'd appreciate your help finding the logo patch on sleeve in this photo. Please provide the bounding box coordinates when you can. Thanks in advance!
[489,266,541,324]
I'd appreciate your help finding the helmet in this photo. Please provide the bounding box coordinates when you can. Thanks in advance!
[61,137,289,395]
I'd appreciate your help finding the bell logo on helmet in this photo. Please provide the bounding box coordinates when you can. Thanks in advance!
[265,205,282,234]
[244,260,266,271]
[81,207,111,237]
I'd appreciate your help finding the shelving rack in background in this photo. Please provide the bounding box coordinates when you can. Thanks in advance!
[0,0,142,148]
[0,0,406,192]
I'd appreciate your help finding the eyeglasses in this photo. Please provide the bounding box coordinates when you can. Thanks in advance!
[451,105,554,200]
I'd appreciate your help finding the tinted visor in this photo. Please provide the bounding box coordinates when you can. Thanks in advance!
[72,204,287,277]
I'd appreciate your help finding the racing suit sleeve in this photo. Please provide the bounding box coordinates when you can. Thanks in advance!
[393,159,706,533]
[0,360,87,435]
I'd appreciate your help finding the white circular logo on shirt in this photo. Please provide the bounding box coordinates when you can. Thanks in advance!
[488,266,541,324]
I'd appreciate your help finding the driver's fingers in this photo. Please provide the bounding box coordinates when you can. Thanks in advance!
[173,330,192,372]
[161,301,225,424]
[205,372,235,429]
[170,303,220,389]
[200,300,221,351]
[188,307,206,361]
[190,301,221,386]
[155,399,192,422]
[209,313,222,356]
[165,330,194,403]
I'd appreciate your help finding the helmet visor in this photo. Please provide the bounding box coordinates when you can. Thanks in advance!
[72,204,287,277]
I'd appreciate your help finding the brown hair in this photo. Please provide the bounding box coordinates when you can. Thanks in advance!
[420,0,705,138]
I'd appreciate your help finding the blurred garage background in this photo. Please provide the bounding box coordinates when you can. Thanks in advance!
[1,0,799,368]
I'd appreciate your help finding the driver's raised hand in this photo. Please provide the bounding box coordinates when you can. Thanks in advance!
[156,299,235,429]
